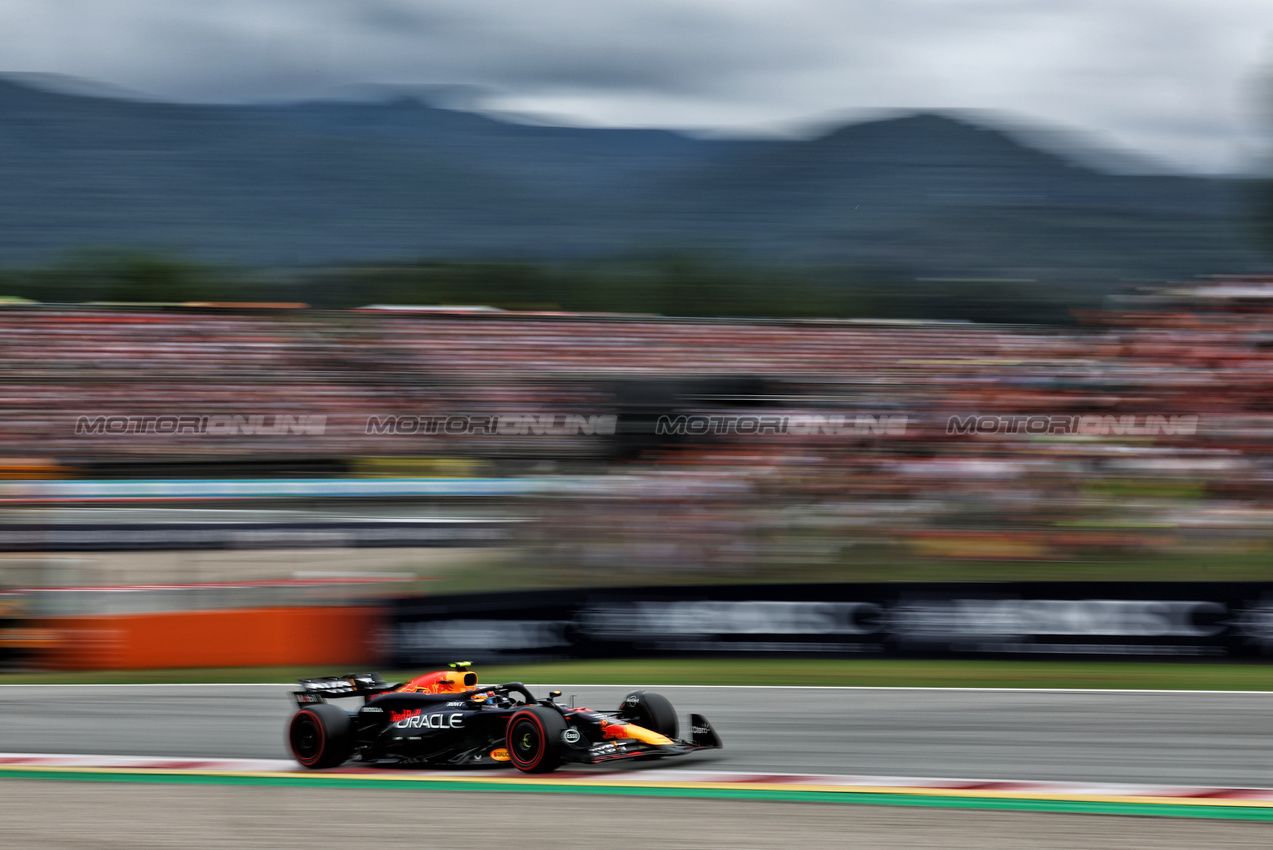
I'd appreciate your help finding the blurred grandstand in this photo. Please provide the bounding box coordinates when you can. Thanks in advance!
[2,278,1272,581]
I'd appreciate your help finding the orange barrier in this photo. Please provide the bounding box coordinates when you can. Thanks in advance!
[34,606,384,671]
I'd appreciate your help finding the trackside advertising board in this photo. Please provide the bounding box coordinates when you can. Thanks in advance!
[389,582,1273,665]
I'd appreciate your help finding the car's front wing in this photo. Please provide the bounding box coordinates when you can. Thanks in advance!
[569,713,722,765]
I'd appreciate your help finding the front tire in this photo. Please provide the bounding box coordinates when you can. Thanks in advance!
[619,690,678,739]
[288,704,353,769]
[507,706,567,773]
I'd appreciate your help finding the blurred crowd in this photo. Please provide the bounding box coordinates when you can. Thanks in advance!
[4,278,1273,566]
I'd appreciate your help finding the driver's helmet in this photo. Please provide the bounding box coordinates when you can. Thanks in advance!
[396,667,479,694]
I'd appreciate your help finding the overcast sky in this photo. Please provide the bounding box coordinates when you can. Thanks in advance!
[2,1,1271,173]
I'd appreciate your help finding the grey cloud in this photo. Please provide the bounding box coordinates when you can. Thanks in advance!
[0,0,1266,171]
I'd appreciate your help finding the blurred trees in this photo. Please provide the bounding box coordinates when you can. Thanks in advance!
[0,250,1081,323]
[0,250,249,304]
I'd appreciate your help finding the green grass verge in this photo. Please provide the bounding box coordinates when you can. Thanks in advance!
[1,658,1270,690]
[424,549,1273,596]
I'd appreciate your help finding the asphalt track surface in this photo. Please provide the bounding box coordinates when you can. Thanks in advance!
[3,780,1271,850]
[0,683,1269,787]
[3,684,1272,848]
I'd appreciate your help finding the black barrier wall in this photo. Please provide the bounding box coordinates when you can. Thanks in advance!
[389,582,1273,665]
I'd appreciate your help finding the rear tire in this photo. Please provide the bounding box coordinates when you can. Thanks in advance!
[619,690,678,739]
[288,704,353,769]
[507,706,567,773]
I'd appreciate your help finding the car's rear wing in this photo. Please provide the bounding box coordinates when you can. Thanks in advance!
[294,673,400,706]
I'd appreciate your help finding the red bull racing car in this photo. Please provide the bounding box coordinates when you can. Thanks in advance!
[287,663,722,772]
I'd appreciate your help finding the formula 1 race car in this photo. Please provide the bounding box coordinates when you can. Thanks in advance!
[286,663,723,772]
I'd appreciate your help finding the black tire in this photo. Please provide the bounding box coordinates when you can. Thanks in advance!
[506,706,567,773]
[288,703,353,769]
[619,690,678,740]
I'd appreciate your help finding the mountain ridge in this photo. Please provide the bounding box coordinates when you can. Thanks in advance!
[0,75,1264,281]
